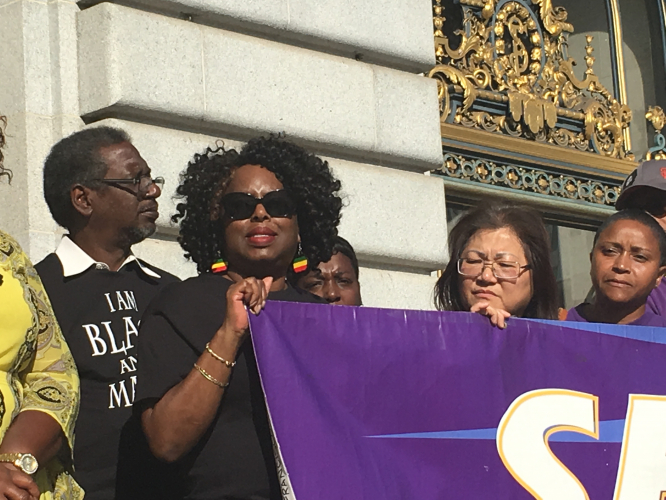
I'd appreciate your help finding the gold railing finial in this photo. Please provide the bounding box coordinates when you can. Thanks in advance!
[646,105,665,133]
[584,35,595,76]
[433,0,444,38]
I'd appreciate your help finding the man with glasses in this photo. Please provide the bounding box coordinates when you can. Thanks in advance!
[34,127,179,499]
[615,159,666,318]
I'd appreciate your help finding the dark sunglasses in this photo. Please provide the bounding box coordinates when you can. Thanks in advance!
[220,190,296,220]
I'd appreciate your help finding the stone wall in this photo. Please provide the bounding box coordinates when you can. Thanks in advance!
[0,0,447,309]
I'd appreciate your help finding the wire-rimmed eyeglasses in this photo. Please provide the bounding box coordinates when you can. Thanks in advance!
[98,176,165,197]
[457,255,530,280]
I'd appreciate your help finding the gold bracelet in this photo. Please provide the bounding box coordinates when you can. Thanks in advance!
[193,363,229,388]
[205,342,236,368]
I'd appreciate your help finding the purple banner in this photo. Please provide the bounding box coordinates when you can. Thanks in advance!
[249,302,666,500]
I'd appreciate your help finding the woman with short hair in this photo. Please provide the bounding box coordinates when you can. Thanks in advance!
[434,201,559,327]
[566,209,666,326]
[135,135,342,499]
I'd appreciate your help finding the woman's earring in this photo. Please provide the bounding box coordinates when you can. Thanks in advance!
[211,257,228,273]
[293,243,308,273]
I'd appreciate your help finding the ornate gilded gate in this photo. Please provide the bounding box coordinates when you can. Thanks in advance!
[429,0,666,229]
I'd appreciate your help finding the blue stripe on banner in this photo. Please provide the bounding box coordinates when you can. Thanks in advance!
[367,419,625,443]
[525,318,666,345]
[367,427,498,440]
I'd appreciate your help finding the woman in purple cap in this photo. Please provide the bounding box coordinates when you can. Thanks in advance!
[566,209,666,326]
[615,159,666,317]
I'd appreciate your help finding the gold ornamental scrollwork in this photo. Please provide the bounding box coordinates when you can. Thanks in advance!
[430,0,633,160]
[645,106,666,160]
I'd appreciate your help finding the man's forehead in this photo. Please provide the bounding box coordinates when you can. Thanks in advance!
[100,142,148,172]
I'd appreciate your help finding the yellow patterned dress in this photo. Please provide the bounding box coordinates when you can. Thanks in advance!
[0,231,83,499]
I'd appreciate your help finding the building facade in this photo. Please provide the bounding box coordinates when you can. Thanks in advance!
[0,0,446,310]
[2,0,664,310]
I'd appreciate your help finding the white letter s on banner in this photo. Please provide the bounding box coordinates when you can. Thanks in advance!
[496,389,598,500]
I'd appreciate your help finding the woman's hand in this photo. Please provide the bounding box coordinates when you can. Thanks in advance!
[0,463,39,500]
[221,277,274,341]
[470,301,511,329]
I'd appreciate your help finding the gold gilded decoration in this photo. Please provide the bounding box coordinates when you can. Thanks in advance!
[645,106,666,160]
[607,0,631,151]
[435,152,621,206]
[646,106,665,134]
[430,0,633,160]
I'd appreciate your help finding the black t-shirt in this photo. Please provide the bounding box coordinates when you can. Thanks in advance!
[135,273,323,500]
[35,254,179,500]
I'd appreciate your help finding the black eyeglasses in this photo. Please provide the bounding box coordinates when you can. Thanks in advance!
[98,176,165,196]
[220,190,296,220]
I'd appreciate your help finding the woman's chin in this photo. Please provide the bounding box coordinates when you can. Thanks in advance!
[234,250,290,274]
[241,247,281,261]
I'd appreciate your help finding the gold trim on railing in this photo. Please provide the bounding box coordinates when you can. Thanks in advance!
[434,151,622,207]
[607,0,631,151]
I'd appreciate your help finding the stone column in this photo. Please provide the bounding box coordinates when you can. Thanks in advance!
[0,0,84,256]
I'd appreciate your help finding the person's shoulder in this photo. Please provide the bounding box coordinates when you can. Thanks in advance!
[0,231,35,275]
[647,278,666,315]
[34,253,61,275]
[564,303,587,323]
[136,260,181,284]
[0,230,21,251]
[33,254,64,291]
[640,310,666,327]
[0,231,30,264]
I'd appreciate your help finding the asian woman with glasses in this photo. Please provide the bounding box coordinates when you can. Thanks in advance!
[132,135,342,499]
[434,201,559,327]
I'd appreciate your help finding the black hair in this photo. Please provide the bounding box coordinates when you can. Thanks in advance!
[434,200,559,320]
[0,116,10,182]
[594,209,666,266]
[332,236,359,279]
[43,126,131,229]
[173,135,342,274]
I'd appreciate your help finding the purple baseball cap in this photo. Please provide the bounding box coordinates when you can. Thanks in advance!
[616,159,666,210]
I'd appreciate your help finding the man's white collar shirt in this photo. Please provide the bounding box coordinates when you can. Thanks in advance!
[54,236,161,279]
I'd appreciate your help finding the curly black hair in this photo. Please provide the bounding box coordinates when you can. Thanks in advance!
[173,135,343,274]
[0,116,11,182]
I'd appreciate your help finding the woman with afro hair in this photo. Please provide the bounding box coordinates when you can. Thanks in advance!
[133,135,342,499]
